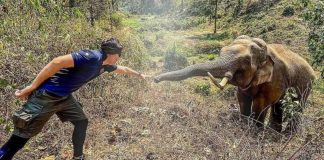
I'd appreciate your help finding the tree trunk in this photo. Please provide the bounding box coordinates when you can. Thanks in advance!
[214,0,218,34]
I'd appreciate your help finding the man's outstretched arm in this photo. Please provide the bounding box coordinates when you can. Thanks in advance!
[113,65,150,79]
[15,55,74,100]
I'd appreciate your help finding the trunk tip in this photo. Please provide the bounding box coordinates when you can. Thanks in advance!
[154,77,161,83]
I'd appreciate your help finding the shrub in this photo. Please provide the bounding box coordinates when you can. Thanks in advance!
[194,83,211,96]
[111,12,125,28]
[280,88,302,122]
[0,78,9,89]
[301,0,324,78]
[282,5,295,17]
[207,54,216,60]
[206,32,229,41]
[163,45,188,71]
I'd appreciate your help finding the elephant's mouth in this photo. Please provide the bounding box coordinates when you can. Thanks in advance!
[208,70,254,91]
[239,82,252,91]
[207,71,234,90]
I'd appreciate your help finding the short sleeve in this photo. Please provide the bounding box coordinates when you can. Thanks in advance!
[71,50,97,68]
[104,65,117,73]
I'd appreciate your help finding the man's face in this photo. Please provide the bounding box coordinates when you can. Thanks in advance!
[106,54,120,65]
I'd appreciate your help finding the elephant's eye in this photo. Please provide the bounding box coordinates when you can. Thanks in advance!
[241,56,251,65]
[234,70,244,80]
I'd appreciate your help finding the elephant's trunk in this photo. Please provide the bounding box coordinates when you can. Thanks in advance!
[154,54,238,83]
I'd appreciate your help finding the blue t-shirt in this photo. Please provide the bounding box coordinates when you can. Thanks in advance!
[37,50,117,97]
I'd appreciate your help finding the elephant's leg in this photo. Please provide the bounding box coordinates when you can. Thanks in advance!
[252,96,270,128]
[237,90,252,117]
[295,82,313,108]
[269,101,283,132]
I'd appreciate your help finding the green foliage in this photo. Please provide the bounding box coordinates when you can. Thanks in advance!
[120,0,178,15]
[139,16,206,31]
[0,78,9,88]
[217,86,237,100]
[206,32,229,41]
[194,83,211,96]
[0,117,13,133]
[29,0,46,13]
[282,5,295,17]
[111,12,125,28]
[207,54,216,60]
[0,40,4,50]
[281,88,302,122]
[122,17,141,29]
[194,40,223,55]
[300,0,324,77]
[186,0,215,17]
[114,29,149,68]
[73,8,84,18]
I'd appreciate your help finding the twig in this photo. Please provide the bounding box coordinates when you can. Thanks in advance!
[273,134,294,160]
[239,114,284,136]
[288,130,323,160]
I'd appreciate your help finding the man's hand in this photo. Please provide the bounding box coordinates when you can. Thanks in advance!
[138,73,152,80]
[114,66,152,80]
[15,85,35,100]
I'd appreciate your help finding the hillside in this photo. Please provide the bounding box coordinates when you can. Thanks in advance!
[0,0,323,159]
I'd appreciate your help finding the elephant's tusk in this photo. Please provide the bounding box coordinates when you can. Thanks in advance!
[219,77,229,88]
[207,72,225,90]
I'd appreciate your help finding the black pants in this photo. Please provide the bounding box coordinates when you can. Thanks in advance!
[0,135,29,160]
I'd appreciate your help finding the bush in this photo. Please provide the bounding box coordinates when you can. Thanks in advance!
[206,32,229,41]
[0,78,9,89]
[280,88,302,122]
[301,0,324,78]
[216,86,237,100]
[163,45,188,71]
[194,83,211,96]
[111,12,125,28]
[282,5,295,17]
[207,54,216,60]
[140,16,206,31]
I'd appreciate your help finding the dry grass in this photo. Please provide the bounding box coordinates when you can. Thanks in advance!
[1,76,323,159]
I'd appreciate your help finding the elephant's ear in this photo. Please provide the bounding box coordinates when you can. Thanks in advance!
[250,38,274,85]
[252,38,267,50]
[250,38,268,67]
[252,55,274,86]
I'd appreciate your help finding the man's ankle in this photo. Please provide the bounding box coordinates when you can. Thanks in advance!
[72,154,85,160]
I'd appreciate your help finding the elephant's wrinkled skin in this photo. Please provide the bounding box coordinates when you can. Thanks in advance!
[154,35,316,132]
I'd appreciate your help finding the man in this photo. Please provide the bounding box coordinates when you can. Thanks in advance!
[0,38,148,160]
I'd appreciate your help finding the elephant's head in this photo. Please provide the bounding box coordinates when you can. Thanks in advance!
[154,35,274,90]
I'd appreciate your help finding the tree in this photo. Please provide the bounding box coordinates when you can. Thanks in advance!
[213,0,218,33]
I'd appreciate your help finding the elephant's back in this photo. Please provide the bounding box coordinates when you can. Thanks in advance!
[268,44,315,85]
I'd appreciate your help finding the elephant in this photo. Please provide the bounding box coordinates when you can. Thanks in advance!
[154,35,316,132]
